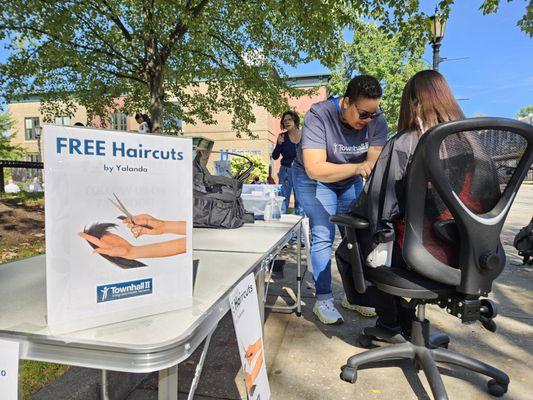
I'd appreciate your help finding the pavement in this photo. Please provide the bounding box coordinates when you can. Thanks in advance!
[32,184,533,400]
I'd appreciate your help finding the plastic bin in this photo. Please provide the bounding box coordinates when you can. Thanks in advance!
[241,193,285,219]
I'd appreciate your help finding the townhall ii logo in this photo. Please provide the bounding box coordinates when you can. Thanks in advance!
[97,278,153,303]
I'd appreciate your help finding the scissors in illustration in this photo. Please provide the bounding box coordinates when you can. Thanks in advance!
[108,193,153,230]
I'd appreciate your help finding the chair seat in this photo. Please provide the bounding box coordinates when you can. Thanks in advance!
[366,266,455,299]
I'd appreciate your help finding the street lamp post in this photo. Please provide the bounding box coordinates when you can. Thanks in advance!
[429,8,447,71]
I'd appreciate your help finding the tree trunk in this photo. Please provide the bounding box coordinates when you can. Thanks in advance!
[148,64,164,134]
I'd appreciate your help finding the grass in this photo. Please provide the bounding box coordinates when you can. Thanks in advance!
[20,361,70,399]
[0,191,44,207]
[0,241,45,263]
[0,196,69,398]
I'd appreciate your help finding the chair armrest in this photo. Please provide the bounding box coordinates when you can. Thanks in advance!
[330,214,369,230]
[331,214,368,294]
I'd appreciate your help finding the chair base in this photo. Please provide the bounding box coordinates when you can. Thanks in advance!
[341,320,509,400]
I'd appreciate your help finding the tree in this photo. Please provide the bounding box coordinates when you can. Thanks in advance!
[0,1,526,135]
[517,105,533,118]
[327,21,428,134]
[0,112,25,160]
[230,153,267,184]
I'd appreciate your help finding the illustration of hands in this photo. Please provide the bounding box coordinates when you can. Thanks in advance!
[243,337,264,392]
[123,214,186,238]
[79,231,135,259]
[79,194,187,267]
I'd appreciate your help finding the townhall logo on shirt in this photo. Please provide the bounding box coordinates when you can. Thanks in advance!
[333,142,368,156]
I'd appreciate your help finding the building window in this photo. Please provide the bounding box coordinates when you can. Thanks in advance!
[55,116,71,125]
[25,117,40,140]
[27,153,41,162]
[110,113,127,131]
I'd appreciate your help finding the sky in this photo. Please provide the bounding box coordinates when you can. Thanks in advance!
[0,1,531,120]
[283,1,533,120]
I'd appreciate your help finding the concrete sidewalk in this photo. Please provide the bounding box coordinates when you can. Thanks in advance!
[34,185,533,399]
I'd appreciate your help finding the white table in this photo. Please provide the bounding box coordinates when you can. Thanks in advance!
[0,216,303,400]
[194,214,304,316]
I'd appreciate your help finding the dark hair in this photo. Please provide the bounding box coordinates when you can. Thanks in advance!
[343,75,383,102]
[142,113,153,132]
[135,113,143,121]
[82,223,147,269]
[398,70,465,135]
[280,110,300,129]
[74,122,84,127]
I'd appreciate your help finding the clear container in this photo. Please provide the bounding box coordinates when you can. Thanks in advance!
[263,191,282,222]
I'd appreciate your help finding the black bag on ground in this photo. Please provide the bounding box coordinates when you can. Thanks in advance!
[193,151,253,229]
[513,217,533,265]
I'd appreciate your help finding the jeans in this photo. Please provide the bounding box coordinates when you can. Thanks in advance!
[293,167,363,300]
[278,165,303,215]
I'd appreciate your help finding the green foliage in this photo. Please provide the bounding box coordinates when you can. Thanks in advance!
[327,21,428,134]
[0,111,25,160]
[230,153,268,184]
[517,105,533,118]
[479,0,532,37]
[0,0,448,137]
[0,1,525,136]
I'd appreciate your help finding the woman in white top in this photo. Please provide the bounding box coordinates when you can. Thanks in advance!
[135,113,152,133]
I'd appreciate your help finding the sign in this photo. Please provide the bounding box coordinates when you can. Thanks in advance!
[43,125,193,331]
[229,273,270,400]
[0,339,19,400]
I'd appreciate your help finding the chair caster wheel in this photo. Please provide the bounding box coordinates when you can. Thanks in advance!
[296,312,302,317]
[358,334,374,348]
[340,366,358,384]
[487,379,508,397]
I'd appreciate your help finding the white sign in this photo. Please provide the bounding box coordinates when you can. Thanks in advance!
[229,273,270,400]
[43,126,193,331]
[0,339,19,400]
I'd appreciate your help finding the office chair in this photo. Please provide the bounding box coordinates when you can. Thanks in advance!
[331,118,533,400]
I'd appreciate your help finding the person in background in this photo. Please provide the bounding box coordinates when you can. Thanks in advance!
[266,166,276,185]
[5,179,21,194]
[28,177,44,192]
[292,75,388,325]
[272,110,303,215]
[135,113,152,133]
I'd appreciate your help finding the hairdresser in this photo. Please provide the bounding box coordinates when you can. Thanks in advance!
[292,75,388,325]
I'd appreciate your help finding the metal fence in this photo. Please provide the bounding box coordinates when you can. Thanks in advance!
[0,160,44,193]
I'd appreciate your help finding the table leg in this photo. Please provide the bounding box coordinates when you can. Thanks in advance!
[100,369,110,400]
[256,262,267,333]
[159,365,178,400]
[296,223,302,317]
[187,325,217,400]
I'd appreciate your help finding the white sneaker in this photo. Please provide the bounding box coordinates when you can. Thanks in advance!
[313,298,344,325]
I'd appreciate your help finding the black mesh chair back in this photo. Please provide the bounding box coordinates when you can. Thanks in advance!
[403,117,533,296]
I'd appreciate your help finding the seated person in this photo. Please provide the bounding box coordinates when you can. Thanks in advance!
[335,70,500,335]
[5,179,21,194]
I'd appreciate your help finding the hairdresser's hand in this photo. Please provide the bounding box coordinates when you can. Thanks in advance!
[245,338,263,365]
[123,214,164,237]
[355,161,372,179]
[244,350,263,390]
[124,215,186,237]
[78,232,136,259]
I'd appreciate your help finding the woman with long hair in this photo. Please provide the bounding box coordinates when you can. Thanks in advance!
[336,70,469,335]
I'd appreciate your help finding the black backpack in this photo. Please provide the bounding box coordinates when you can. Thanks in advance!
[192,151,253,229]
[513,217,533,265]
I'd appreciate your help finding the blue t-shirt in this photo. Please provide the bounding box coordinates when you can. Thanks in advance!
[294,97,388,184]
